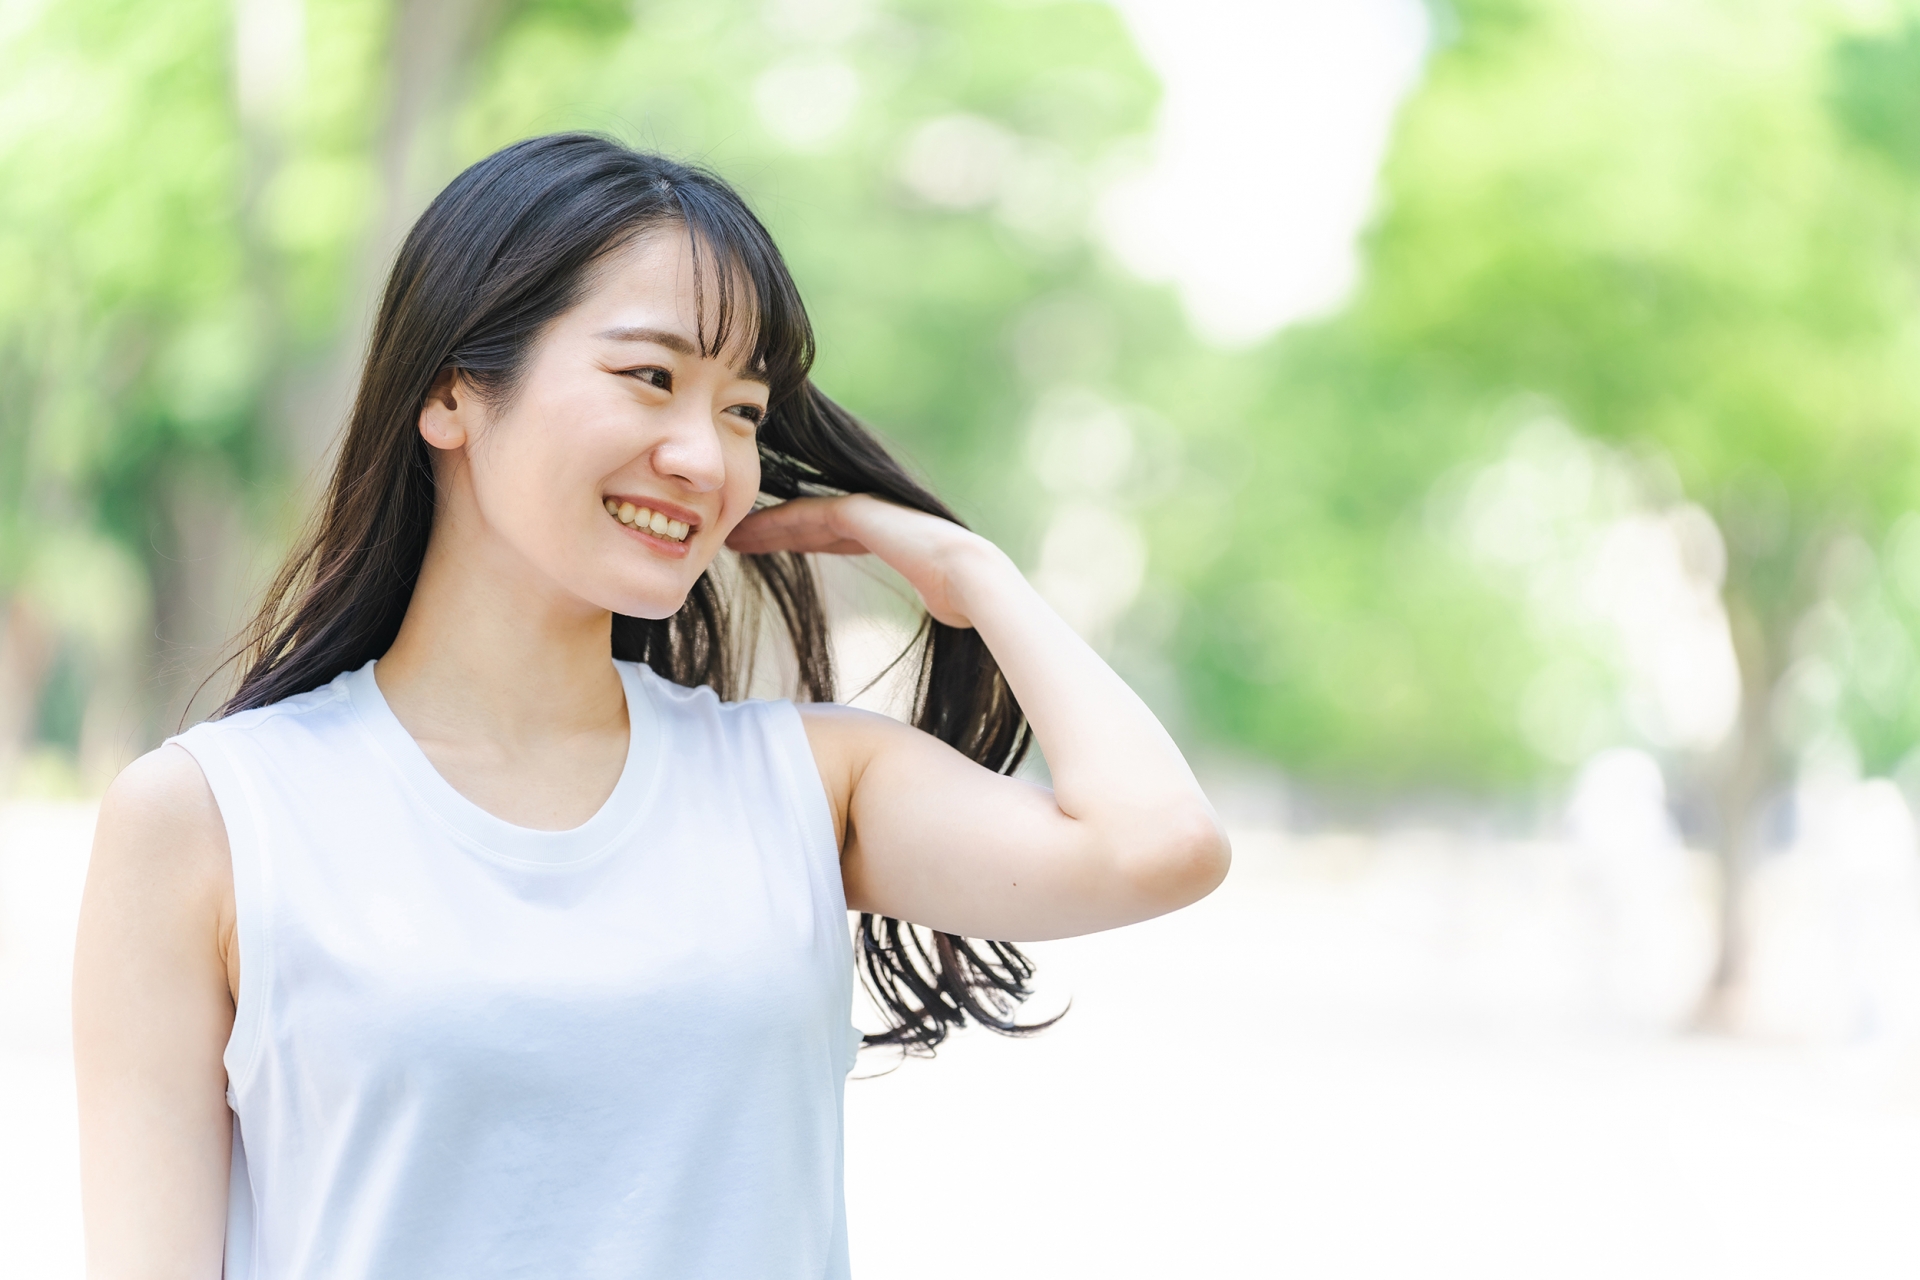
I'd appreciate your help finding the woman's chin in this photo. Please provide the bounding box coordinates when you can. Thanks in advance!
[595,582,695,622]
[569,561,705,622]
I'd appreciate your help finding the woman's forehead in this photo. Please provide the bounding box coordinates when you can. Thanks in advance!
[581,231,763,366]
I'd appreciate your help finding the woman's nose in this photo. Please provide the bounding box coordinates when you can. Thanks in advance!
[649,406,727,492]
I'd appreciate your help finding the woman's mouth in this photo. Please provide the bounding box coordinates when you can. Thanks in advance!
[604,498,691,543]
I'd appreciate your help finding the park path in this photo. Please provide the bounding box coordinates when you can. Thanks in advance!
[5,805,1919,1277]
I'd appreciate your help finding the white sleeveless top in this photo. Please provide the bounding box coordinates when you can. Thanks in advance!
[168,659,859,1280]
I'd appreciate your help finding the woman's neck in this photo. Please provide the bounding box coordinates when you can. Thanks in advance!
[376,512,628,753]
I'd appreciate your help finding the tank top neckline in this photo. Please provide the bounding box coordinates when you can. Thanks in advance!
[341,657,667,867]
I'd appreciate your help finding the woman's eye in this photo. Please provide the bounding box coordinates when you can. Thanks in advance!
[624,366,671,391]
[730,404,766,426]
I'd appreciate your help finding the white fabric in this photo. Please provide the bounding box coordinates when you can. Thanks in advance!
[169,659,859,1280]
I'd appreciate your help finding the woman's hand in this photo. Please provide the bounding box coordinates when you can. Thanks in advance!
[726,494,1001,629]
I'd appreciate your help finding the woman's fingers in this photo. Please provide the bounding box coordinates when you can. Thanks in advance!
[727,494,983,628]
[726,499,868,555]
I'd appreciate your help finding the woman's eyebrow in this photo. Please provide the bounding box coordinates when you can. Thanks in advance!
[596,325,696,354]
[594,325,768,385]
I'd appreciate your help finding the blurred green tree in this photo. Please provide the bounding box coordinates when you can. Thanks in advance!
[1165,0,1920,1010]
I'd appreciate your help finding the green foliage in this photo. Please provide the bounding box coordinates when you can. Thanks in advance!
[1163,0,1920,786]
[10,0,1920,795]
[1833,15,1920,176]
[0,0,393,637]
[1157,329,1543,786]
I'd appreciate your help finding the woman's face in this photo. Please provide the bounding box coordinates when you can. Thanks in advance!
[423,228,769,621]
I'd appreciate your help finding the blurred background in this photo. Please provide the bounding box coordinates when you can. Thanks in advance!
[6,0,1920,1273]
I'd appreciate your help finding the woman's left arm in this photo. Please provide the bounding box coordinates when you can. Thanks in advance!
[727,494,1230,942]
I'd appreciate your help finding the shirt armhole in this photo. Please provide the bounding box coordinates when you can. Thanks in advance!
[762,700,848,912]
[165,726,271,1101]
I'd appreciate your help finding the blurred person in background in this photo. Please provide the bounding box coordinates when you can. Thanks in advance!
[67,134,1229,1279]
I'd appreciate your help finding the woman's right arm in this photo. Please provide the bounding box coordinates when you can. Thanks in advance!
[73,745,237,1280]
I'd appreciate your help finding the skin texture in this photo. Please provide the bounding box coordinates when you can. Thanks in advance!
[72,230,1230,1278]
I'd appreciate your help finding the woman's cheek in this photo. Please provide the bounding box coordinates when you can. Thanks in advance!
[723,436,762,531]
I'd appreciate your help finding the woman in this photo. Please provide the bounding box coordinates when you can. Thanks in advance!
[72,134,1228,1279]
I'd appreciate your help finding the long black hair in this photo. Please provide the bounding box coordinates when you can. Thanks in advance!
[217,133,1051,1054]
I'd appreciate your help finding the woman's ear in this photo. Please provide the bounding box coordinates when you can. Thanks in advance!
[418,368,471,451]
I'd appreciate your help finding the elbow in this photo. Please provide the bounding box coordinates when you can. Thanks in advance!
[1119,802,1232,915]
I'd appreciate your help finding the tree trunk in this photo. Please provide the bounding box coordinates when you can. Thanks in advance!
[0,597,55,791]
[1694,589,1782,1032]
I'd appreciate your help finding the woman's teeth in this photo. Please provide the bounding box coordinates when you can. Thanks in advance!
[605,498,690,543]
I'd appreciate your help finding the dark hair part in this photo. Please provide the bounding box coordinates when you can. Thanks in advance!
[217,133,1053,1054]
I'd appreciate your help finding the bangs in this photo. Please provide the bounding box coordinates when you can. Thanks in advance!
[667,181,815,406]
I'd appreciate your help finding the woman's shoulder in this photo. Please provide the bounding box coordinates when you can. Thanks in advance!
[89,671,368,891]
[173,665,361,751]
[92,743,231,903]
[191,671,357,729]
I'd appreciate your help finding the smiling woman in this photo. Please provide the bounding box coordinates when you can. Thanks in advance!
[69,134,1228,1280]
